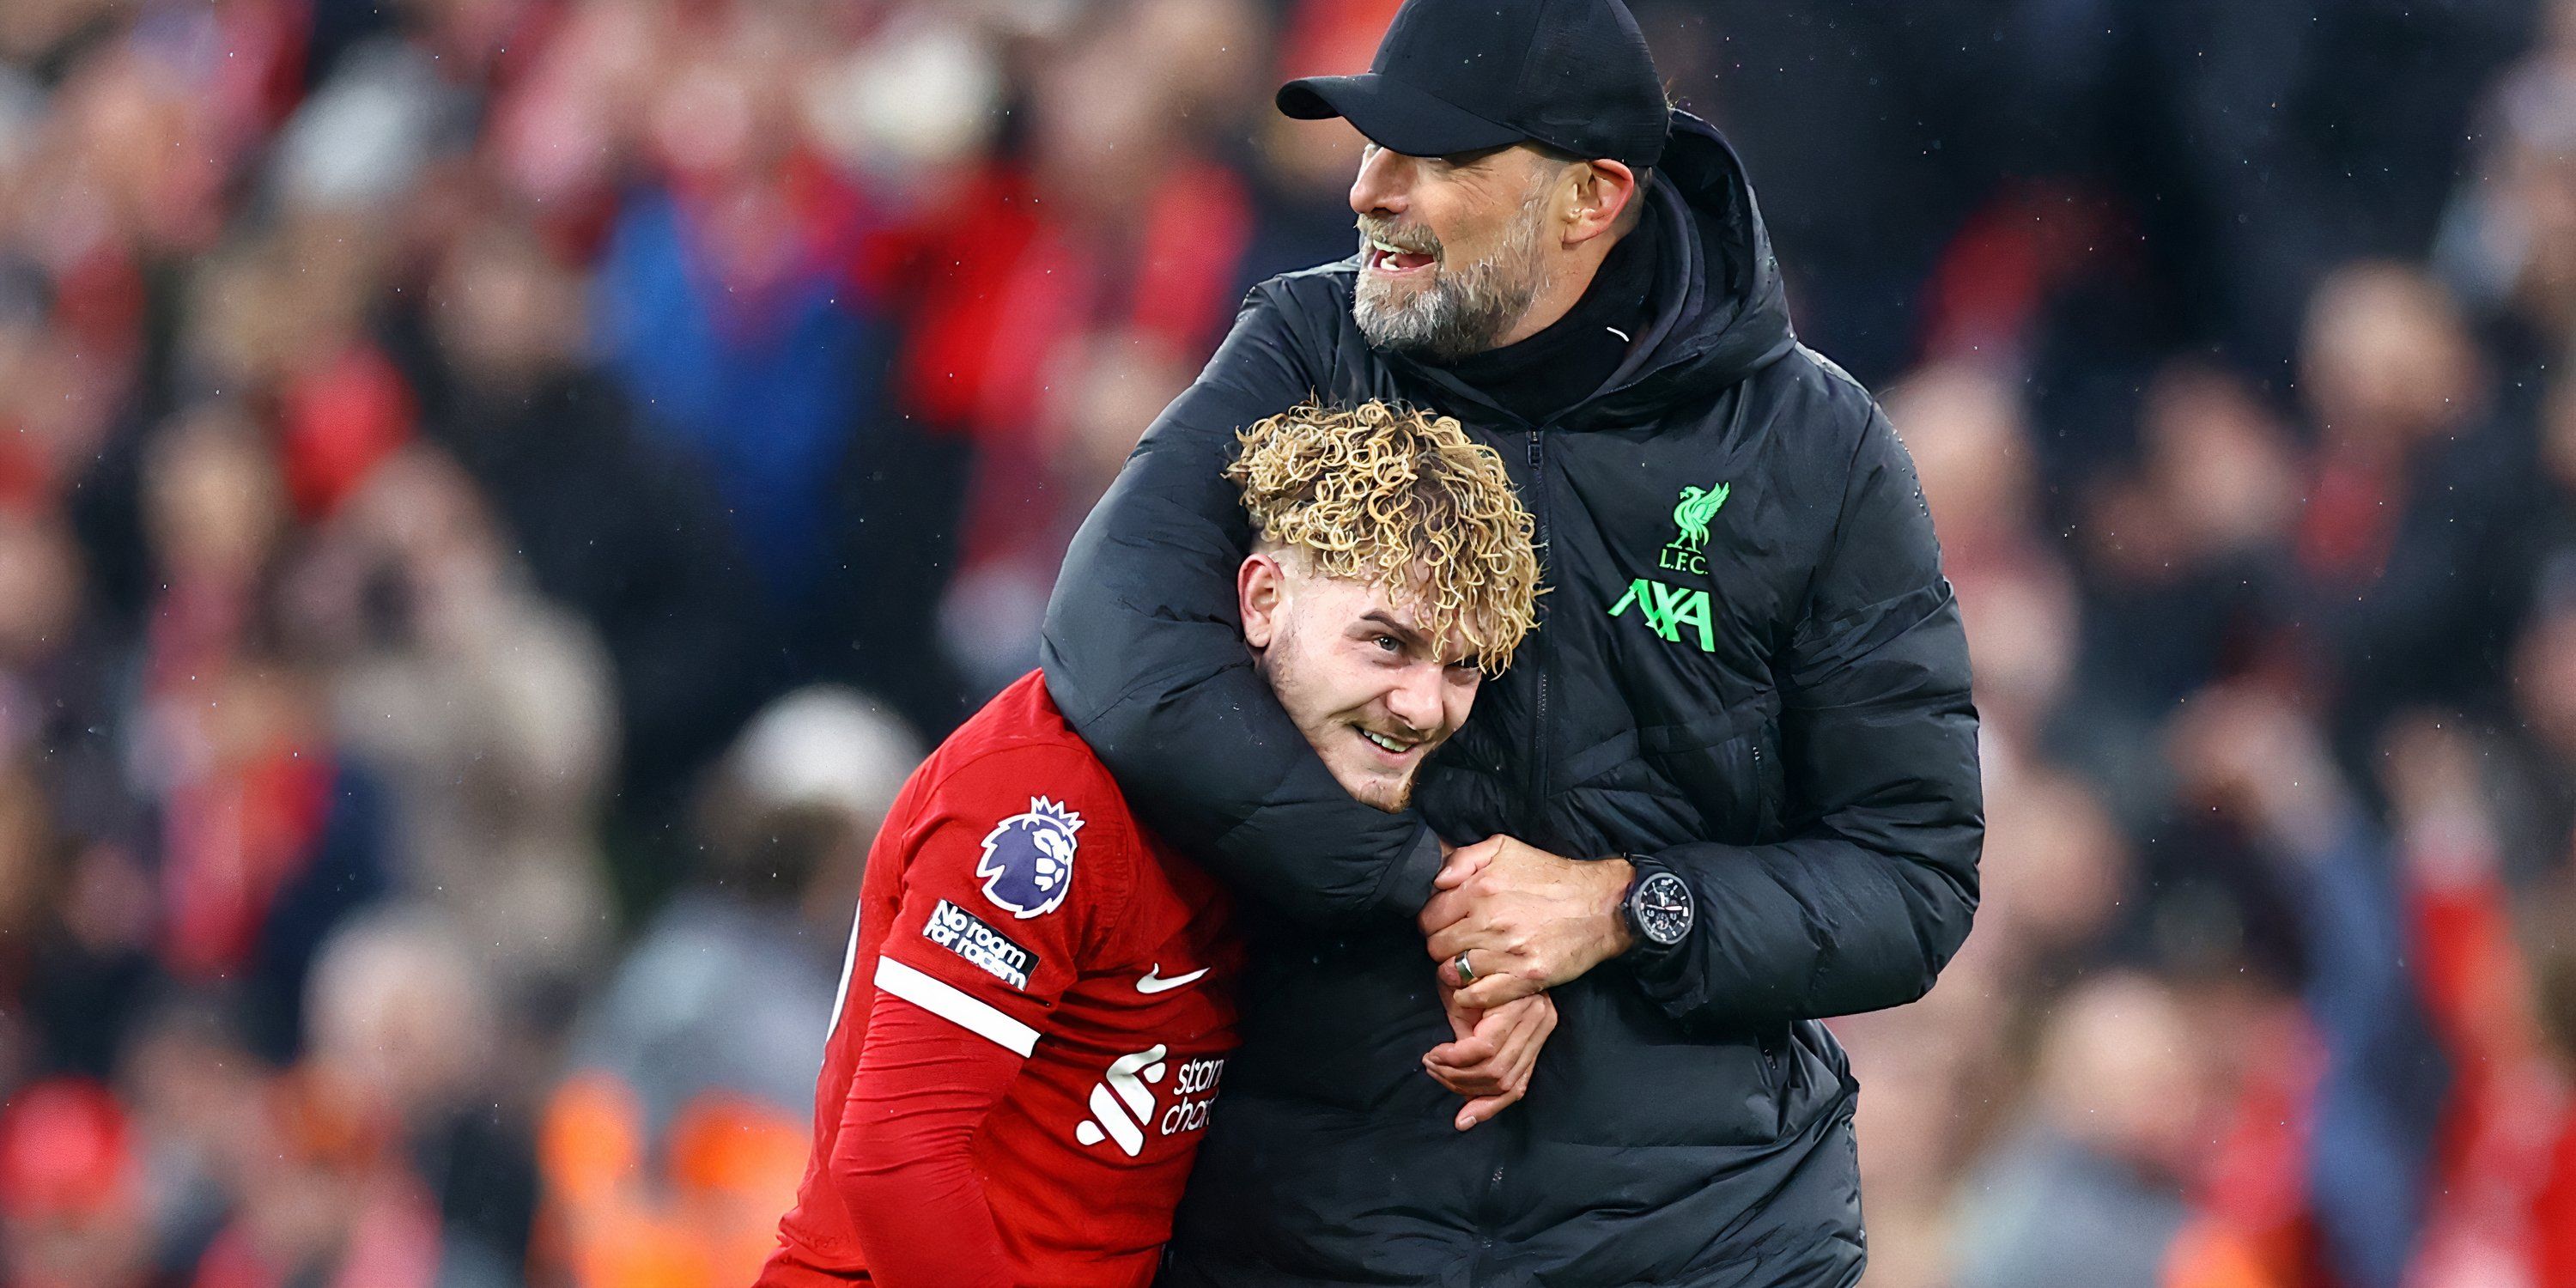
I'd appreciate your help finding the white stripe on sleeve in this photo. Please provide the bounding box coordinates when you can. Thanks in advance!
[826,908,864,1038]
[872,956,1042,1057]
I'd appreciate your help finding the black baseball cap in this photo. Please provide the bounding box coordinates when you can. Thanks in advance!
[1277,0,1668,170]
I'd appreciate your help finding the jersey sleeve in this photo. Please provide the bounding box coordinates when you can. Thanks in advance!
[833,986,1022,1288]
[872,743,1135,1053]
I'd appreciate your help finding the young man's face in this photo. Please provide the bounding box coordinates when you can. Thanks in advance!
[1349,142,1564,362]
[1238,550,1482,811]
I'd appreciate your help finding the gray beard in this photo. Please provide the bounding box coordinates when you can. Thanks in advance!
[1352,189,1557,363]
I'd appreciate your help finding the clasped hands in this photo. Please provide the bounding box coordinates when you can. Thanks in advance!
[1413,835,1634,1131]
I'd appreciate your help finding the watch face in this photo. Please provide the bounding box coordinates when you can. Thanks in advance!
[1631,871,1693,947]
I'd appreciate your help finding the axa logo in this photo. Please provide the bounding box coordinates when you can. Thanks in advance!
[1610,579,1716,653]
[1074,1043,1225,1157]
[1613,483,1726,653]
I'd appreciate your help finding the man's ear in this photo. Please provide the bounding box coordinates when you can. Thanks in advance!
[1239,551,1285,649]
[1565,158,1638,246]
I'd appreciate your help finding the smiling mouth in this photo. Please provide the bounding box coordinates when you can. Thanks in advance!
[1364,235,1437,276]
[1355,726,1425,760]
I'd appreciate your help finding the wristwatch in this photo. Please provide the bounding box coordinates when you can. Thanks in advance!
[1620,859,1696,954]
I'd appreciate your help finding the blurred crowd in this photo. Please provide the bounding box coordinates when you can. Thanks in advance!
[0,0,2570,1285]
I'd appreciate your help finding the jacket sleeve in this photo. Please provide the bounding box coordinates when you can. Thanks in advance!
[1040,285,1445,926]
[1634,407,1983,1026]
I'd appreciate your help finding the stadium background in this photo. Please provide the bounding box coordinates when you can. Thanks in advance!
[0,0,2570,1285]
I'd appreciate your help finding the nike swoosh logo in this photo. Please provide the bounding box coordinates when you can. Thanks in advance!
[1135,965,1210,995]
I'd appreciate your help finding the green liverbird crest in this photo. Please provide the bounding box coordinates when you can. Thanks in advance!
[1671,483,1730,553]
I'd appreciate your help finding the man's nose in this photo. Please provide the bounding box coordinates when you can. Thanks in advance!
[1350,145,1410,218]
[1384,664,1444,734]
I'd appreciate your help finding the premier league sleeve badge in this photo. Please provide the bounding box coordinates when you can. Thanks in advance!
[976,796,1084,919]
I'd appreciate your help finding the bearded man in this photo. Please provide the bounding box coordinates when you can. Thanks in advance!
[1042,1,1984,1285]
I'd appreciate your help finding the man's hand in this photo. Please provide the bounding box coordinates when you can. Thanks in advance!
[1419,837,1634,1009]
[1423,987,1556,1131]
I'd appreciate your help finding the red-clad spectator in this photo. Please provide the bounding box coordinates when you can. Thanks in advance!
[2379,717,2575,1288]
[135,408,392,1058]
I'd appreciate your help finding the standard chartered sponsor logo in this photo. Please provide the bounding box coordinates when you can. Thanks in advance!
[1159,1054,1224,1135]
[1075,1045,1166,1157]
[1073,1044,1227,1157]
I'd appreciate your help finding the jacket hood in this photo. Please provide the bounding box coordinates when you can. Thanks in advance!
[1575,109,1798,427]
[1383,109,1798,429]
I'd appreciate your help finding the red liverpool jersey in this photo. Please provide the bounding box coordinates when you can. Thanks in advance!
[759,671,1240,1288]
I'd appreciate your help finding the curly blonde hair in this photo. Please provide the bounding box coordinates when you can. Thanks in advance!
[1227,399,1542,671]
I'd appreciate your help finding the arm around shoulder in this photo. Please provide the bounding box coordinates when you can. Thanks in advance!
[1041,285,1443,927]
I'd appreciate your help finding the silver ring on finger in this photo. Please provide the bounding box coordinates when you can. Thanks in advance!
[1453,951,1477,985]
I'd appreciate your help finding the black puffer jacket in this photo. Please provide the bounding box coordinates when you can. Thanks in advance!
[1042,112,1982,1288]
